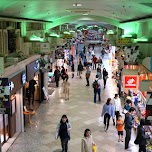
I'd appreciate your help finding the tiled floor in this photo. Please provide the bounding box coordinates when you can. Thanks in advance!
[7,48,139,152]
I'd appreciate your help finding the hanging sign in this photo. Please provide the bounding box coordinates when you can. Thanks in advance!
[124,75,138,89]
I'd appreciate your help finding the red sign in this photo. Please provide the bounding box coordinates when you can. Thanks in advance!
[124,76,138,89]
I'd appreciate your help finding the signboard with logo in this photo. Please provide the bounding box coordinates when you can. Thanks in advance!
[117,38,132,44]
[124,75,138,89]
[0,78,10,114]
[26,60,39,82]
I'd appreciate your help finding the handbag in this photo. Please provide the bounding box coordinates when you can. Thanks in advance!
[92,144,97,152]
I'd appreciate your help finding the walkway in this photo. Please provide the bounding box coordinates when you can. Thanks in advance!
[7,47,138,152]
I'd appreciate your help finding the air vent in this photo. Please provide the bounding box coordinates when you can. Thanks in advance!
[66,8,94,14]
[140,3,152,8]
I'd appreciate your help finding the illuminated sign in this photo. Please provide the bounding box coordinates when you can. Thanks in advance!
[21,73,26,85]
[34,60,39,70]
[124,76,138,89]
[9,82,14,91]
[117,38,132,44]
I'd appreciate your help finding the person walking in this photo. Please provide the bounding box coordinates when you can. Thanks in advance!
[101,98,115,132]
[61,66,66,82]
[29,79,37,104]
[93,75,101,103]
[62,77,70,100]
[92,55,97,70]
[54,66,61,87]
[55,115,72,152]
[103,68,108,89]
[71,61,75,78]
[116,115,124,142]
[135,119,150,152]
[85,65,91,86]
[81,129,96,152]
[96,64,102,79]
[124,107,136,150]
[78,61,83,78]
[113,94,121,121]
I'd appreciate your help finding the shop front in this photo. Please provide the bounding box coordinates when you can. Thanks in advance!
[25,59,41,111]
[0,69,25,146]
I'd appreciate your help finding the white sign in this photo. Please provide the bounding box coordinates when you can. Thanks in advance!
[9,82,14,91]
[0,57,4,75]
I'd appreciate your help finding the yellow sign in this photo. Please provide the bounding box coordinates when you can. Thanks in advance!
[117,38,132,44]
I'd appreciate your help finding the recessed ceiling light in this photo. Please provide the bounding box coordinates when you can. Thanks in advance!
[73,3,82,7]
[83,13,88,15]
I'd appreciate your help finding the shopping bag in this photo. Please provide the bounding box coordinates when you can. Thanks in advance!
[92,144,97,152]
[98,117,103,126]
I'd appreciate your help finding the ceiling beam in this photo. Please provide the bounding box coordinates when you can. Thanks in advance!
[120,15,152,23]
[0,15,53,23]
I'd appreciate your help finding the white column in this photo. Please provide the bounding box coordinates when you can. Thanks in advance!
[15,88,24,133]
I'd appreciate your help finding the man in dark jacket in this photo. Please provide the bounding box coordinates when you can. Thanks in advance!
[54,66,60,87]
[124,107,135,150]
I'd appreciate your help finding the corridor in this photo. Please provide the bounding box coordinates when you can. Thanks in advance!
[7,48,138,152]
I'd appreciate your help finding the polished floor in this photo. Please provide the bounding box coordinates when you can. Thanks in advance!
[7,48,139,152]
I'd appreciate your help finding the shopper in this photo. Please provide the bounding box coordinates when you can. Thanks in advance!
[71,61,75,78]
[113,94,121,121]
[55,115,72,152]
[124,107,136,150]
[96,64,102,79]
[116,115,124,142]
[93,75,101,103]
[81,129,96,152]
[103,68,108,89]
[63,77,70,100]
[92,55,97,70]
[54,66,61,87]
[78,61,83,79]
[135,119,150,152]
[85,65,91,86]
[61,66,66,81]
[83,56,88,67]
[29,79,37,104]
[101,98,115,132]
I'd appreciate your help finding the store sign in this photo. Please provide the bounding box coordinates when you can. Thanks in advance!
[9,81,14,91]
[21,73,26,85]
[0,78,11,114]
[124,76,138,89]
[34,60,39,70]
[117,38,132,44]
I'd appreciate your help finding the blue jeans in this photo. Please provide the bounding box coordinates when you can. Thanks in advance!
[94,88,101,103]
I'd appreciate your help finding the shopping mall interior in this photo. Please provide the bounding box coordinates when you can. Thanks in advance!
[0,0,152,152]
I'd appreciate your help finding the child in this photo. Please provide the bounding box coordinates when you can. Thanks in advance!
[62,77,70,100]
[116,115,124,142]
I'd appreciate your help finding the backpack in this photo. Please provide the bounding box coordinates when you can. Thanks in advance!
[92,80,99,90]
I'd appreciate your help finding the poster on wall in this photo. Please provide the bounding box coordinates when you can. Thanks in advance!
[0,78,10,114]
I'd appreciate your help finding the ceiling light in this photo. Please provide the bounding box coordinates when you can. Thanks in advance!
[73,3,82,7]
[83,13,88,15]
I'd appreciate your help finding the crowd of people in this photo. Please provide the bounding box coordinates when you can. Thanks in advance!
[53,43,150,152]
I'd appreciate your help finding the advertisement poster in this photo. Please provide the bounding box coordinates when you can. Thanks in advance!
[0,78,10,114]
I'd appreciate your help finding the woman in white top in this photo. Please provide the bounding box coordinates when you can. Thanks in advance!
[81,129,95,152]
[113,94,121,121]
